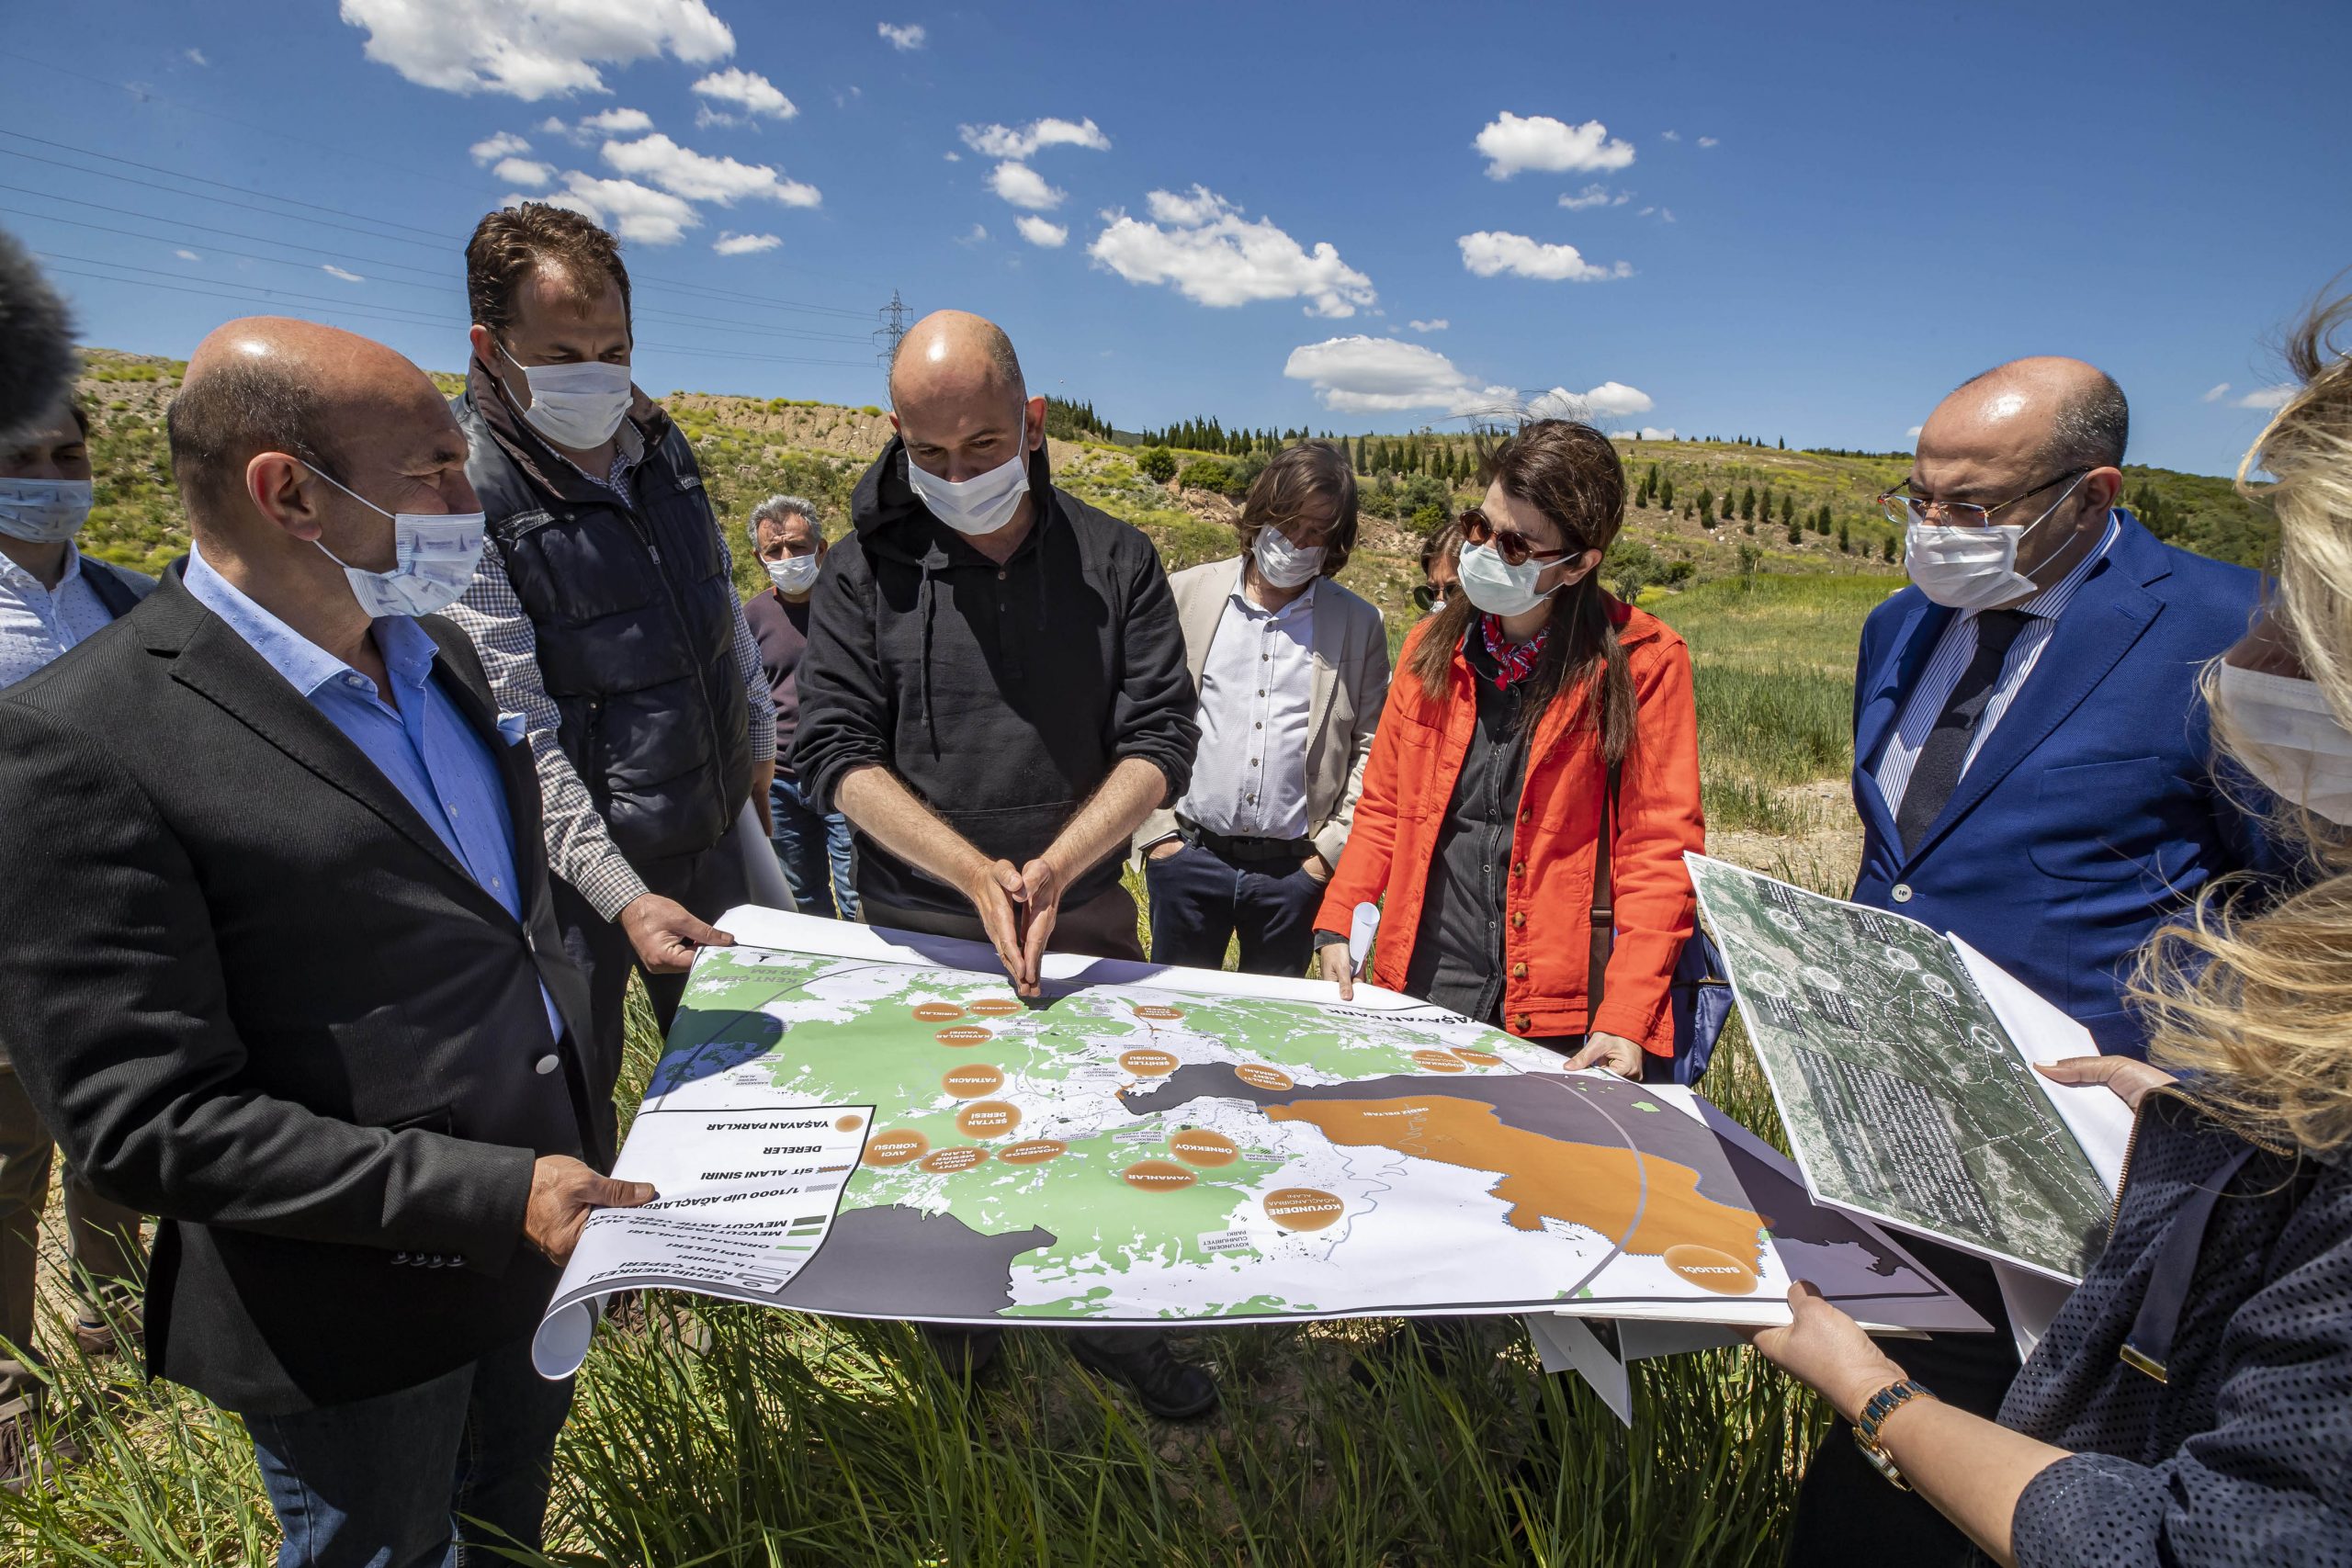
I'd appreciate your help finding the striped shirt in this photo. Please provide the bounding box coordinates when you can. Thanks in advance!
[443,417,776,924]
[1874,512,2120,818]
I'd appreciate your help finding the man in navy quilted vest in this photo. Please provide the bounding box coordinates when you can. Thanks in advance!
[447,204,779,1139]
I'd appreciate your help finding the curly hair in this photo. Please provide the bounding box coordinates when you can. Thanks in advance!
[2134,283,2352,1156]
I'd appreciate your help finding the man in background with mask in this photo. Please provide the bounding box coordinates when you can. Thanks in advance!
[0,318,643,1559]
[743,493,857,919]
[448,205,775,1130]
[1133,442,1389,977]
[0,392,150,1483]
[794,310,1214,1419]
[1792,355,2269,1566]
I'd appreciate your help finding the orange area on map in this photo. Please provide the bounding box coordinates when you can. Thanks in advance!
[969,997,1025,1016]
[1263,1095,1762,1260]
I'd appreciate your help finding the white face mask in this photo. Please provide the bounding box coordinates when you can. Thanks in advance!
[1253,525,1326,589]
[1904,475,2086,611]
[2212,660,2352,825]
[0,477,93,543]
[499,341,633,452]
[765,552,821,596]
[1457,540,1564,618]
[307,467,488,619]
[906,444,1031,537]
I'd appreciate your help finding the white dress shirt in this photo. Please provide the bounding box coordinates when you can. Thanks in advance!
[1875,513,2121,816]
[1174,560,1317,840]
[0,544,118,692]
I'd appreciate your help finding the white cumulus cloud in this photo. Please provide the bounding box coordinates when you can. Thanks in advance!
[1459,231,1631,282]
[493,157,554,186]
[878,22,925,50]
[1016,215,1069,248]
[1660,130,1681,141]
[602,133,820,206]
[2201,382,2232,403]
[713,231,780,255]
[526,173,700,244]
[1474,112,1635,179]
[1408,318,1448,333]
[692,67,797,123]
[955,222,989,245]
[1283,336,1510,414]
[173,249,201,261]
[2237,385,2296,410]
[1697,136,1719,148]
[1525,380,1654,420]
[185,47,209,66]
[1091,186,1375,318]
[575,107,654,137]
[321,264,366,283]
[469,130,533,164]
[1906,424,1925,439]
[988,162,1064,210]
[339,0,733,100]
[1611,427,1676,441]
[1559,184,1629,210]
[958,117,1111,160]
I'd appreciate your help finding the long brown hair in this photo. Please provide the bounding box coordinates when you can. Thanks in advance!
[1236,442,1360,575]
[1407,419,1635,762]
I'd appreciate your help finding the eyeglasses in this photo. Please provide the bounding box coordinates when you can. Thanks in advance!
[1878,467,2091,530]
[1457,507,1573,567]
[1412,583,1452,611]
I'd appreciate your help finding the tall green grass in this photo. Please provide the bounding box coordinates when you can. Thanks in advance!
[1653,573,1898,831]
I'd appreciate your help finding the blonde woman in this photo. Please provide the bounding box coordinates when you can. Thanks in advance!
[1750,294,2352,1567]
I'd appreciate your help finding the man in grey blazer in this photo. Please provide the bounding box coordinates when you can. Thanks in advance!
[1135,443,1390,976]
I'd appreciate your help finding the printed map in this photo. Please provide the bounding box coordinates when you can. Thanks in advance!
[1685,854,2111,1280]
[528,910,1981,1377]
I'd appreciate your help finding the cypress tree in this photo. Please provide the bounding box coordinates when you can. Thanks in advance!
[1699,490,1715,527]
[1838,519,1852,552]
[1786,514,1804,545]
[1660,476,1676,510]
[1882,535,1897,563]
[1740,485,1757,521]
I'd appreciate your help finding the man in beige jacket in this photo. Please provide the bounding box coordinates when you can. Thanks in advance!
[1135,443,1389,976]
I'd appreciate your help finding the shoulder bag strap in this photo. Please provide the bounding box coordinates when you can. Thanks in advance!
[1588,758,1622,1021]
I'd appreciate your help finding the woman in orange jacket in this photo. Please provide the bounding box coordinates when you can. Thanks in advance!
[1311,419,1703,1078]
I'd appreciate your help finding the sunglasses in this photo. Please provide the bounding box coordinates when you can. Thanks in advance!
[1458,507,1574,568]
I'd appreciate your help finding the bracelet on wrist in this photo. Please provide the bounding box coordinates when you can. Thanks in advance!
[1852,1378,1937,1491]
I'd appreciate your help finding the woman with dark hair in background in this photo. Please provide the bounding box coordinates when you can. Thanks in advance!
[1748,295,2352,1567]
[1312,419,1702,1078]
[1418,516,1464,614]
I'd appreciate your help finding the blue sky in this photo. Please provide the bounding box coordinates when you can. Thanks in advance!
[5,0,2346,475]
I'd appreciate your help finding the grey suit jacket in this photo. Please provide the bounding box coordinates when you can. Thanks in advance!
[1134,557,1391,868]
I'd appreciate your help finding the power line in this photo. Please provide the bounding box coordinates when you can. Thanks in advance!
[0,128,451,241]
[875,288,909,378]
[0,146,448,253]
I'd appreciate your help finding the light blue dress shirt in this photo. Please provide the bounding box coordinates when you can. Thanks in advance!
[182,544,564,1044]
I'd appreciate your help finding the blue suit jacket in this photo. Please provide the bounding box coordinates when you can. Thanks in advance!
[1850,514,2266,1058]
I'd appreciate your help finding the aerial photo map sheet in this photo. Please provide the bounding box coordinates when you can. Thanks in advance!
[533,908,1981,1377]
[1684,853,2117,1282]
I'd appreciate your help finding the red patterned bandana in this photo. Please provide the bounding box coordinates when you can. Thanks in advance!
[1481,614,1548,686]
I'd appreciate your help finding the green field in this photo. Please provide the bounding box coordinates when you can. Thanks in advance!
[0,360,2243,1563]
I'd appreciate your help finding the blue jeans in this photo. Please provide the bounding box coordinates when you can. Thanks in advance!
[243,1333,573,1568]
[1144,840,1325,976]
[769,773,858,920]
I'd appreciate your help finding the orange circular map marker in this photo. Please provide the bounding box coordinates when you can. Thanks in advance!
[1663,1244,1760,1296]
[1411,1048,1467,1073]
[1121,1158,1196,1191]
[935,1026,992,1048]
[1453,1049,1504,1067]
[863,1130,929,1168]
[1169,1128,1239,1168]
[1119,1047,1179,1077]
[920,1146,989,1174]
[1000,1139,1067,1165]
[1131,1004,1184,1021]
[969,997,1025,1017]
[955,1100,1022,1138]
[911,1002,965,1022]
[835,1114,865,1132]
[942,1063,1006,1099]
[1263,1188,1345,1230]
[1234,1063,1295,1092]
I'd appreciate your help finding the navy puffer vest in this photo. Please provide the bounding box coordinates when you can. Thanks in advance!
[455,378,751,870]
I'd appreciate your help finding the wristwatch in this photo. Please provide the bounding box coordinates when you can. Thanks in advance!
[1853,1379,1936,1490]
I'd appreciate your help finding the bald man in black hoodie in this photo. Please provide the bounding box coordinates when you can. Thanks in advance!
[793,310,1213,1418]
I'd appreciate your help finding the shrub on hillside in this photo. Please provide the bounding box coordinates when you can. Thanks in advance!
[1178,458,1239,496]
[1138,446,1178,483]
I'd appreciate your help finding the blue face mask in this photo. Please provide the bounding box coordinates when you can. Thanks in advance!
[307,466,487,619]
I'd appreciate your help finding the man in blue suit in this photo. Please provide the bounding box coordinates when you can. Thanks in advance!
[1789,356,2267,1565]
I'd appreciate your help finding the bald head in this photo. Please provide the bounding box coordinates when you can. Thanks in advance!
[888,310,1045,490]
[1923,356,2129,478]
[890,310,1025,414]
[168,317,458,539]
